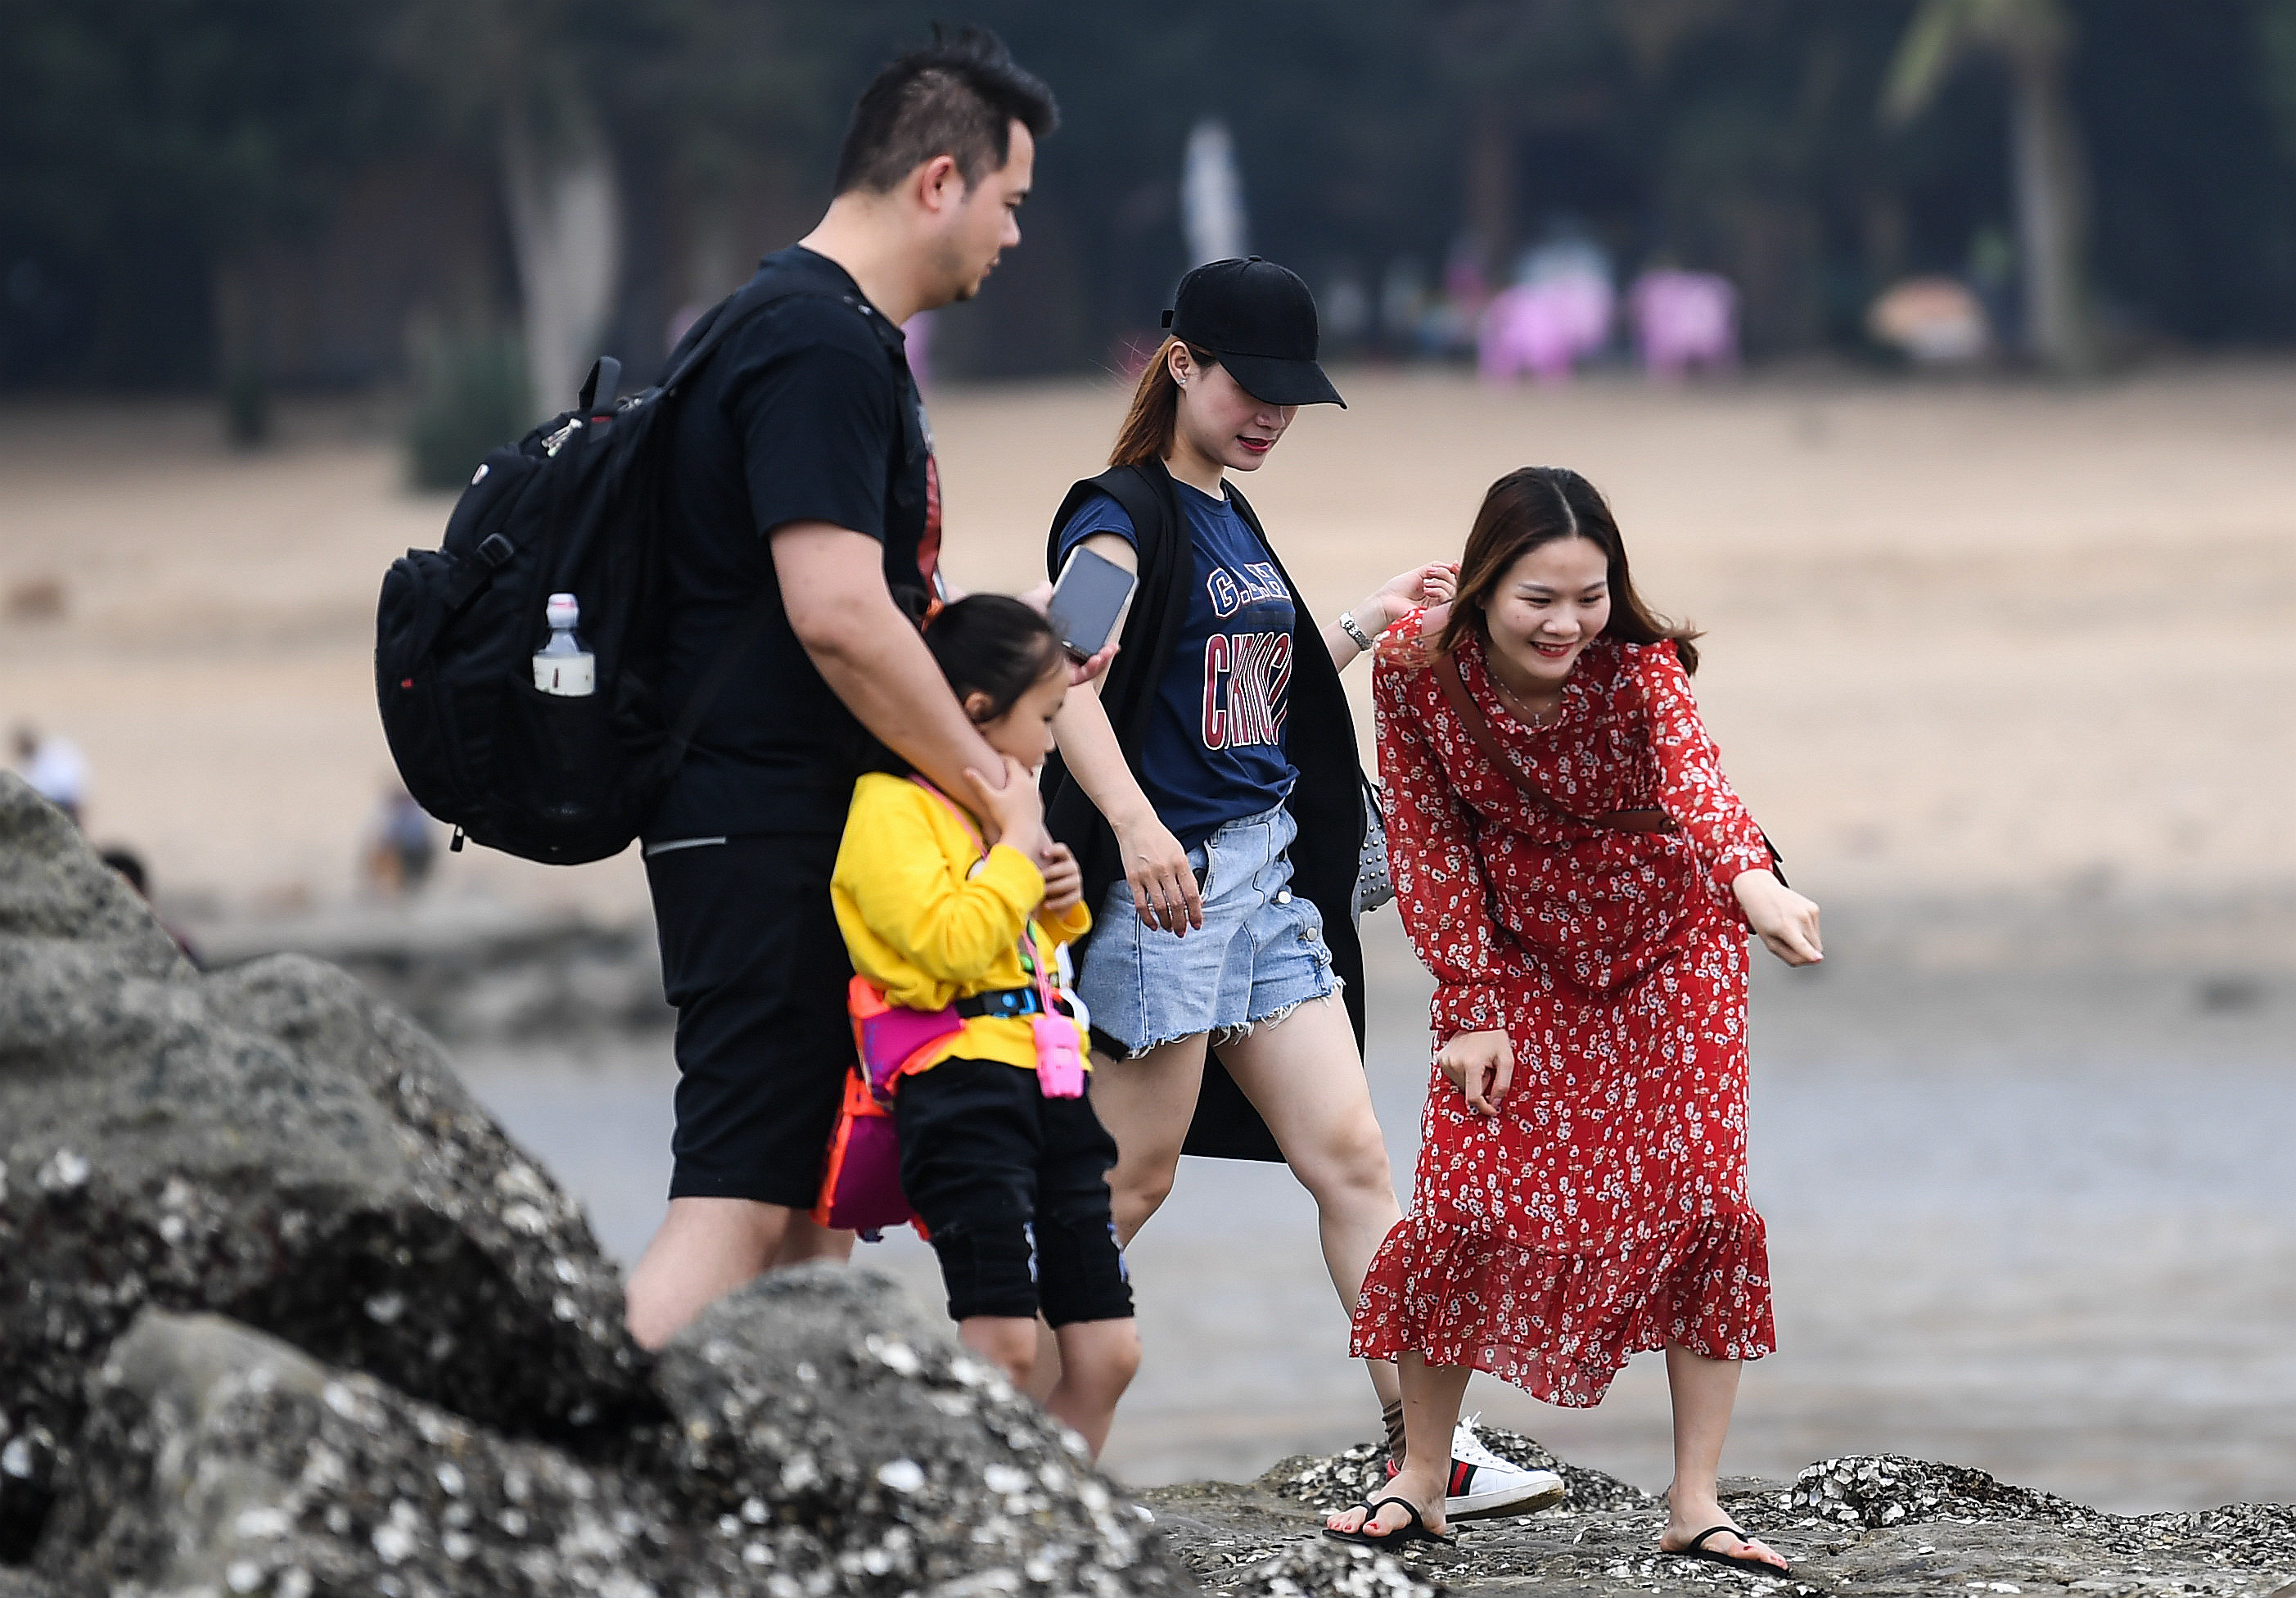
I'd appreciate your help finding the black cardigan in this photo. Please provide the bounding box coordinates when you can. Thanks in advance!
[1040,459,1369,1162]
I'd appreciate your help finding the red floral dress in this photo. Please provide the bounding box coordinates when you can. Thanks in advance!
[1349,617,1778,1406]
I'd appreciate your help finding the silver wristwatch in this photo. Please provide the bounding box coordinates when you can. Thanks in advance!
[1338,611,1376,652]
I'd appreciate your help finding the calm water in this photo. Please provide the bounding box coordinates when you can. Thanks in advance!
[459,912,2296,1514]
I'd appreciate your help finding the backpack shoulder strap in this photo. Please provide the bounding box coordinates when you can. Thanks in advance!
[656,278,892,396]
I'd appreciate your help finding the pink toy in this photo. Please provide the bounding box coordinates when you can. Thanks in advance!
[1479,275,1614,385]
[1629,270,1737,379]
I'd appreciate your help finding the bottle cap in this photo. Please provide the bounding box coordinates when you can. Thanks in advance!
[545,593,580,630]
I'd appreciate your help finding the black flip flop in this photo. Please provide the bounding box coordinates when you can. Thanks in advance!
[1671,1524,1792,1578]
[1324,1495,1450,1548]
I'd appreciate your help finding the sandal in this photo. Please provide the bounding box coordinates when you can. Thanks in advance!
[1669,1524,1792,1577]
[1324,1495,1451,1548]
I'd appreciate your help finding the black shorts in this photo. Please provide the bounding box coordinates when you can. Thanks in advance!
[894,1058,1134,1327]
[646,834,852,1207]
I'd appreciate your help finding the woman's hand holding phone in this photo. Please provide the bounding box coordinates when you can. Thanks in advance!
[1017,578,1120,688]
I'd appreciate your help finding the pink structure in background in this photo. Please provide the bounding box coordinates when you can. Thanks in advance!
[903,309,935,391]
[1628,269,1738,379]
[1478,273,1614,384]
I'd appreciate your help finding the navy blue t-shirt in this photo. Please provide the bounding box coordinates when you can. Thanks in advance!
[1057,479,1297,847]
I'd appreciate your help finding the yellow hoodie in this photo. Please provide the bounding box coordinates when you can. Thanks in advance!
[831,772,1092,1076]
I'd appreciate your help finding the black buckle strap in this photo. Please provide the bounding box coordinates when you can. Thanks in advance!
[956,986,1042,1019]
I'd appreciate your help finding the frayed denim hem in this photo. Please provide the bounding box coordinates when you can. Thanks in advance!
[1103,978,1346,1061]
[1211,977,1345,1048]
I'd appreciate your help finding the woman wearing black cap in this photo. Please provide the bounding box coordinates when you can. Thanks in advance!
[1037,260,1559,1518]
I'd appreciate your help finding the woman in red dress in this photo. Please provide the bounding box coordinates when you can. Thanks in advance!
[1327,467,1823,1573]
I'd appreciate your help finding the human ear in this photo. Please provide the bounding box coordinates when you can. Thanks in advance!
[1167,344,1193,388]
[916,153,967,214]
[962,689,998,725]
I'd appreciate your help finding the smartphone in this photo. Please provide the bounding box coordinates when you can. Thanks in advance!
[1047,545,1137,661]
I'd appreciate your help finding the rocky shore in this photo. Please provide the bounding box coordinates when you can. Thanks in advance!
[1150,1438,2296,1597]
[6,770,2293,1597]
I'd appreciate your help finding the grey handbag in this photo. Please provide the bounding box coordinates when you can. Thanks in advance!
[1353,774,1394,919]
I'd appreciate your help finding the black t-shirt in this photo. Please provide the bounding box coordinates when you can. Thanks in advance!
[645,246,942,842]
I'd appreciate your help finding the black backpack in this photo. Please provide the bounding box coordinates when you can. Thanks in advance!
[375,274,889,864]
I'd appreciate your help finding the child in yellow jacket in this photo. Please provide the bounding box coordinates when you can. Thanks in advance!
[832,595,1138,1457]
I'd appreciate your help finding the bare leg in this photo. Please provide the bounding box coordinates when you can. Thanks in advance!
[1046,1318,1142,1459]
[1327,1353,1468,1537]
[1220,997,1405,1411]
[959,1315,1041,1387]
[1022,1319,1062,1403]
[1658,1346,1788,1572]
[770,1212,855,1268]
[625,1197,791,1350]
[1085,1034,1211,1244]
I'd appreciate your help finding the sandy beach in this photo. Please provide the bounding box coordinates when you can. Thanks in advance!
[7,364,2296,919]
[6,366,2294,1512]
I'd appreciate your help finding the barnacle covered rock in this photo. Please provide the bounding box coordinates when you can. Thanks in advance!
[38,1310,739,1596]
[1219,1540,1439,1598]
[32,1297,1192,1598]
[649,1265,1192,1596]
[1789,1453,2091,1530]
[0,776,648,1556]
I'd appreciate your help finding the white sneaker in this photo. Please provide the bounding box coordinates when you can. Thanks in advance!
[1388,1416,1566,1520]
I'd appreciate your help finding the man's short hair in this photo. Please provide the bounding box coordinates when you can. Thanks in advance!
[833,26,1058,196]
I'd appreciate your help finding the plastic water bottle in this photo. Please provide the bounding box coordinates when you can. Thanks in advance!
[532,593,595,697]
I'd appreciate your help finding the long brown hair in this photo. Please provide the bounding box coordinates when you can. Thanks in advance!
[1436,467,1701,673]
[1108,336,1220,467]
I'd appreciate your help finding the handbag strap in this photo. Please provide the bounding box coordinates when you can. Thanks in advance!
[1431,650,1677,835]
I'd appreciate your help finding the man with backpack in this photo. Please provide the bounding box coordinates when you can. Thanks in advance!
[625,29,1061,1347]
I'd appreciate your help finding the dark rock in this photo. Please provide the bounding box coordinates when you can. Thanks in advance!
[0,775,650,1559]
[648,1264,1193,1595]
[1213,1540,1442,1596]
[34,1295,1193,1597]
[1145,1445,2296,1597]
[195,903,673,1042]
[1791,1452,2091,1529]
[38,1310,717,1597]
[1790,1453,2296,1582]
[1140,1475,1443,1596]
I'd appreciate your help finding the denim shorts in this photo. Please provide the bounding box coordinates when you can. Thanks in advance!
[1075,800,1341,1057]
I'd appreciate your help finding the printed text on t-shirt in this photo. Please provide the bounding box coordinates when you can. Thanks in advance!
[1201,560,1292,751]
[1207,561,1288,618]
[1203,631,1292,750]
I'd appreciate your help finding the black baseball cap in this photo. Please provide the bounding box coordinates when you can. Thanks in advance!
[1162,256,1346,408]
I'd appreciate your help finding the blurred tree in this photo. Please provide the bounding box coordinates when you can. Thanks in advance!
[5,0,2294,392]
[382,0,645,416]
[1884,0,2093,372]
[377,0,894,417]
[2259,0,2296,160]
[0,0,402,403]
